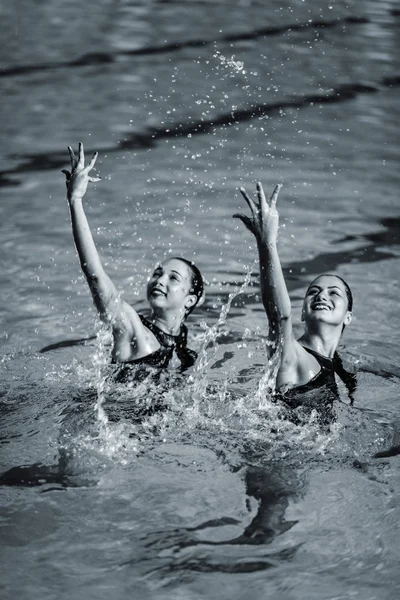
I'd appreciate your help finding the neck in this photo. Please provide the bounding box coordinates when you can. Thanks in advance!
[150,310,184,336]
[298,325,342,358]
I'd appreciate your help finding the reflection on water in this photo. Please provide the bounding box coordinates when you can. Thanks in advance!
[1,337,399,597]
[1,0,400,598]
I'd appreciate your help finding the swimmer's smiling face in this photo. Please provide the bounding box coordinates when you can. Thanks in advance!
[147,258,197,316]
[302,274,352,329]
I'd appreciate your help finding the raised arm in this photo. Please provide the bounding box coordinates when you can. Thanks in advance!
[233,182,288,331]
[63,143,157,361]
[233,182,299,365]
[63,143,120,322]
[234,182,336,390]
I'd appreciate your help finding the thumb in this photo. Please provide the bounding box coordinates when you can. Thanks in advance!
[88,176,101,183]
[233,213,255,234]
[61,169,71,189]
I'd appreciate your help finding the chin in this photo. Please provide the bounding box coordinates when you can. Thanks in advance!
[148,296,167,309]
[308,312,332,323]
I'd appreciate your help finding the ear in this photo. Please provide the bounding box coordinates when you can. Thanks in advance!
[344,311,352,326]
[196,292,205,308]
[301,309,305,322]
[184,294,197,311]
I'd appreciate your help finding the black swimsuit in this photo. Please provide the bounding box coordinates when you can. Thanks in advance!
[276,347,356,426]
[282,347,338,401]
[113,314,197,384]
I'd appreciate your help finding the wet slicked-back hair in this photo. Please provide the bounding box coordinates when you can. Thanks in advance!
[327,274,353,311]
[171,257,204,316]
[333,275,353,312]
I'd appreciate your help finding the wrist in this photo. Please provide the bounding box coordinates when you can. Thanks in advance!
[257,238,276,251]
[68,193,83,205]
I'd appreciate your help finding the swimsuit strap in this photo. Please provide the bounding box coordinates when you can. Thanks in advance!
[302,346,357,403]
[139,315,196,369]
[139,315,186,348]
[302,346,334,370]
[332,351,357,404]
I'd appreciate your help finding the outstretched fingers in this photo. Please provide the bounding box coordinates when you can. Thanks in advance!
[239,186,258,215]
[77,142,85,169]
[61,169,71,188]
[256,181,267,211]
[67,146,77,170]
[87,151,98,172]
[87,151,100,183]
[269,183,282,208]
[64,143,101,193]
[232,213,255,234]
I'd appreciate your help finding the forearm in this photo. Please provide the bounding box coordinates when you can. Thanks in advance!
[62,143,125,324]
[68,196,105,282]
[235,181,296,363]
[257,240,292,333]
[69,197,120,321]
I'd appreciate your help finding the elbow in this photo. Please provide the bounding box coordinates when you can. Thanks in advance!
[86,271,99,282]
[267,313,291,341]
[273,303,292,322]
[265,305,291,322]
[278,313,291,322]
[82,263,100,282]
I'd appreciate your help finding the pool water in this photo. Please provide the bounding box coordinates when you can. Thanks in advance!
[1,1,399,598]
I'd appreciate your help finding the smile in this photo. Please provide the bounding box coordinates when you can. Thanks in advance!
[312,303,332,311]
[151,288,166,297]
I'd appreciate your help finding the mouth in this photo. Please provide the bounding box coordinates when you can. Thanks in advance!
[311,302,332,311]
[150,287,166,297]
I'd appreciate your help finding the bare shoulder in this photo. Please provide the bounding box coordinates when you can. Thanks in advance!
[117,299,145,329]
[112,300,160,361]
[277,338,320,389]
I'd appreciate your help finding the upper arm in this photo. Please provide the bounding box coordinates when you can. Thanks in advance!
[268,316,313,387]
[88,272,161,360]
[111,299,161,361]
[271,317,321,389]
[88,270,122,323]
[268,315,298,366]
[87,270,139,336]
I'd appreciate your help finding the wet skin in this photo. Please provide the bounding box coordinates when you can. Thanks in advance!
[146,258,197,318]
[302,274,352,330]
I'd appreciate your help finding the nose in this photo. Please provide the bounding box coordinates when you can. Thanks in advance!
[156,272,168,286]
[316,289,328,302]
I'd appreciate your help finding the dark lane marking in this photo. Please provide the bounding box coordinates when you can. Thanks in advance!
[1,76,399,188]
[334,217,400,248]
[0,16,369,79]
[214,217,400,300]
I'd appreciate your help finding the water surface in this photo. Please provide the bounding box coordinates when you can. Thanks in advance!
[1,1,400,599]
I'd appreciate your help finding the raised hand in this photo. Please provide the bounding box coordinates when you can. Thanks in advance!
[62,142,101,202]
[233,182,282,245]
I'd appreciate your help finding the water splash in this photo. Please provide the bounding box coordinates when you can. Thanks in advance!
[214,50,246,75]
[254,340,282,408]
[187,262,256,415]
[91,323,112,428]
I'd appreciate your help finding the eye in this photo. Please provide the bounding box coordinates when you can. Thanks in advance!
[170,275,179,281]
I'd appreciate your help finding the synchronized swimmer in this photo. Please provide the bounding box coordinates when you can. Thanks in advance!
[62,143,204,382]
[63,144,355,405]
[234,182,356,414]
